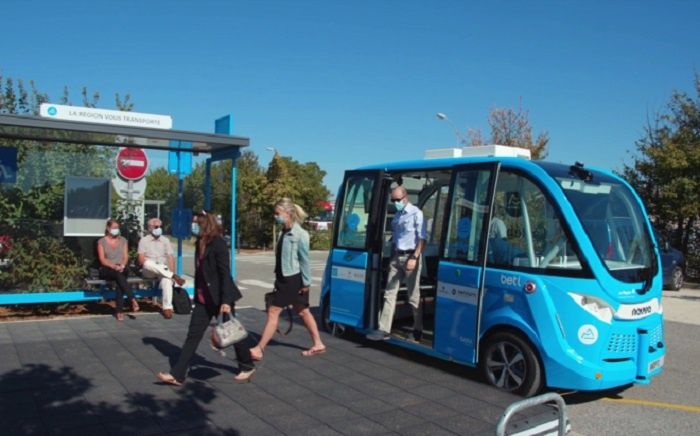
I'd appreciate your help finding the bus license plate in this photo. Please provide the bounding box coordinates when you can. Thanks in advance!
[648,356,664,372]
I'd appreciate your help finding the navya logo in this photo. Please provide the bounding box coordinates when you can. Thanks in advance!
[578,324,598,345]
[631,305,653,317]
[47,106,57,116]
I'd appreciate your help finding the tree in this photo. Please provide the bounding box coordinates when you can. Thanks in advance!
[0,72,135,290]
[623,74,700,277]
[469,103,549,160]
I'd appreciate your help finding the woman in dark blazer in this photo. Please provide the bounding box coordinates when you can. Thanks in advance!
[157,211,255,385]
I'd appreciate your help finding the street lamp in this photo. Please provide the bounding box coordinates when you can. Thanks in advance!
[265,146,278,155]
[436,112,468,146]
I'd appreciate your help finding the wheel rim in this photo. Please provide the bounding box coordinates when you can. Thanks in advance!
[485,341,527,391]
[673,269,683,289]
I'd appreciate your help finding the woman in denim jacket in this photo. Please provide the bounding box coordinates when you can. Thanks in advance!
[250,198,326,359]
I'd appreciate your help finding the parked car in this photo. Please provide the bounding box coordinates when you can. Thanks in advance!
[307,210,334,231]
[655,230,685,290]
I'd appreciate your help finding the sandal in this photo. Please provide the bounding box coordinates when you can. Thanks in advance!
[131,300,140,312]
[115,312,125,321]
[156,372,183,386]
[250,347,264,362]
[301,347,326,357]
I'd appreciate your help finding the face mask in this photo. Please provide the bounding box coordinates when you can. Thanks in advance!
[394,201,405,212]
[109,228,120,237]
[152,227,163,237]
[274,215,285,225]
[191,223,200,236]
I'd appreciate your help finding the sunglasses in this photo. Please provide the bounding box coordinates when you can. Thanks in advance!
[391,195,405,202]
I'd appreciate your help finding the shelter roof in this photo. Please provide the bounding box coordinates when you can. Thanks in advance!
[0,114,249,153]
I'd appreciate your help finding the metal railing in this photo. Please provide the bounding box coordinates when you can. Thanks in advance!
[496,392,568,436]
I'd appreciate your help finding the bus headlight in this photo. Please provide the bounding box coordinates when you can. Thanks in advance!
[568,292,614,324]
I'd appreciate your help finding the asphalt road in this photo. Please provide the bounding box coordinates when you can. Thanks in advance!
[185,249,700,435]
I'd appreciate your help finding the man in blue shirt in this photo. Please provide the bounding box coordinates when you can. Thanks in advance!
[368,186,427,342]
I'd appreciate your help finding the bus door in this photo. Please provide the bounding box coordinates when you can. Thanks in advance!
[328,170,384,329]
[434,163,499,364]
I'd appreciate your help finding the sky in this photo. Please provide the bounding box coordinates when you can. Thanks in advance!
[2,0,699,196]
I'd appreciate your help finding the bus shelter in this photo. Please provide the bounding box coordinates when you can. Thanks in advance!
[0,113,249,304]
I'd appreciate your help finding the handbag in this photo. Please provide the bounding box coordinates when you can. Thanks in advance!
[264,288,294,336]
[211,312,248,349]
[172,287,192,315]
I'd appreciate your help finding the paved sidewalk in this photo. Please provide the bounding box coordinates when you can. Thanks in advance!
[0,308,544,435]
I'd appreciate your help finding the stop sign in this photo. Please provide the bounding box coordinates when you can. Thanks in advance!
[116,147,148,180]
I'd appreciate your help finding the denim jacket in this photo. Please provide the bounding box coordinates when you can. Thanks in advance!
[279,222,311,286]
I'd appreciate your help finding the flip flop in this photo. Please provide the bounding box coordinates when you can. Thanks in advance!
[301,347,326,357]
[156,372,183,386]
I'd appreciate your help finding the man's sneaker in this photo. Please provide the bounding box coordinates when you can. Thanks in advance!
[366,330,390,341]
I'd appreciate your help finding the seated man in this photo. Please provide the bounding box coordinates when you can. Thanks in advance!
[137,218,185,319]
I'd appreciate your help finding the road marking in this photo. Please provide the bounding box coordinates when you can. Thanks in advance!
[602,397,700,413]
[239,279,274,288]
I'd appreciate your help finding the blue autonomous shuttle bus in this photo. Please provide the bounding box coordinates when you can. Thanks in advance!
[319,147,665,396]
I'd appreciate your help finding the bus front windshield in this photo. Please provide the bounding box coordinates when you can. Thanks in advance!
[553,170,656,284]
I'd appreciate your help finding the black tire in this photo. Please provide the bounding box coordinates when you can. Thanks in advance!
[480,331,543,397]
[669,267,684,291]
[321,295,348,337]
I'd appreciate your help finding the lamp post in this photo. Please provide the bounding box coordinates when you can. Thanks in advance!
[266,146,278,249]
[436,112,468,146]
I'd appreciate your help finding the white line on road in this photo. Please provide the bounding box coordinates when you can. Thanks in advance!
[239,279,274,288]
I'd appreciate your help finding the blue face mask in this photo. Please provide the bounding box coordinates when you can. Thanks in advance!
[191,223,200,236]
[394,201,405,212]
[274,215,285,225]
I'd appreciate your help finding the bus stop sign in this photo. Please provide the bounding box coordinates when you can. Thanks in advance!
[116,147,149,180]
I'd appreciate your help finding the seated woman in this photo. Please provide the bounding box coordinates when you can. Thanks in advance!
[97,219,139,321]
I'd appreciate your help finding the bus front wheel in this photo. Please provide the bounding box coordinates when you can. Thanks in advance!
[480,331,543,397]
[321,295,348,337]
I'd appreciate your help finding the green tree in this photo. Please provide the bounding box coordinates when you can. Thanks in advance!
[623,74,700,277]
[469,103,549,160]
[0,72,135,291]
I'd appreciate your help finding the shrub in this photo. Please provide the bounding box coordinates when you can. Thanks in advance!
[0,237,85,292]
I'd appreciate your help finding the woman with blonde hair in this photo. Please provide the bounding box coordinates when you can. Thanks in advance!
[157,211,255,385]
[249,198,326,360]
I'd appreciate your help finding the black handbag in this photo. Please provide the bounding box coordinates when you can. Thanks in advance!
[172,287,192,315]
[265,289,294,335]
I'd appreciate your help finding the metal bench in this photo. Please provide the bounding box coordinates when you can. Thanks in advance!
[84,276,158,291]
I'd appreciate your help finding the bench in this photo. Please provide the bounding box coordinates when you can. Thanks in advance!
[84,276,158,291]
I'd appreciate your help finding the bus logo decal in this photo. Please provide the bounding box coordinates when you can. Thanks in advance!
[578,324,598,345]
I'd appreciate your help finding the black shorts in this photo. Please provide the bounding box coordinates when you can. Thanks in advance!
[271,273,309,308]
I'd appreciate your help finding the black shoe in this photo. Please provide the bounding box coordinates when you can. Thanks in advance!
[412,330,423,342]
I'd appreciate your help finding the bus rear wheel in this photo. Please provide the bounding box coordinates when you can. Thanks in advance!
[481,331,543,397]
[321,295,348,337]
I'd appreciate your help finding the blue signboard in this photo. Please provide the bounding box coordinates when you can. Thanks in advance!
[215,115,233,135]
[168,141,193,179]
[0,147,18,184]
[171,207,193,238]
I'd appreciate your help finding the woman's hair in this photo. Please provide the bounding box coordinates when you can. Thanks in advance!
[105,219,119,236]
[194,210,223,250]
[275,198,308,225]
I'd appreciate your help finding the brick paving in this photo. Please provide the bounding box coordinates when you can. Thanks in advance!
[0,308,538,435]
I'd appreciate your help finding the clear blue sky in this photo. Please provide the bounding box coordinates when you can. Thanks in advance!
[2,0,699,195]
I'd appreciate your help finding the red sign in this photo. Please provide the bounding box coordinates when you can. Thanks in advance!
[116,147,148,180]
